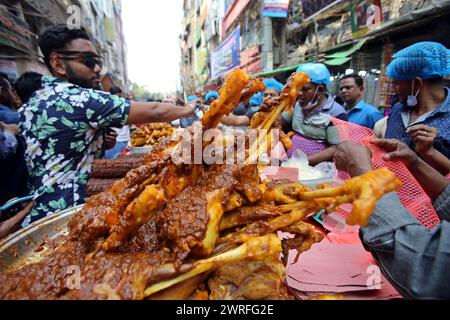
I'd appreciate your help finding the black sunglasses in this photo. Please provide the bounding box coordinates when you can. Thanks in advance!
[55,50,103,70]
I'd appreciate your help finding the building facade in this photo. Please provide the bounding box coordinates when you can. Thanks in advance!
[0,0,128,91]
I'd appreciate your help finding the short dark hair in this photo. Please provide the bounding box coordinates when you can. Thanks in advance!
[341,74,364,88]
[14,72,43,104]
[38,24,90,71]
[110,86,123,95]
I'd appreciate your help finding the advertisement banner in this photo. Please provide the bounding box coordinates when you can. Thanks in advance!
[211,26,241,80]
[351,0,383,39]
[263,0,290,18]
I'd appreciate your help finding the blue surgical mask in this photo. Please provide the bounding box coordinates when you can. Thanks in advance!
[407,79,421,107]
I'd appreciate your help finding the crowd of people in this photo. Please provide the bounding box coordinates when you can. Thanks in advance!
[0,22,449,299]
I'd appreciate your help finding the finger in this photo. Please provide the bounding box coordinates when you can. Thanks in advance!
[10,202,34,223]
[410,131,435,141]
[371,138,398,151]
[406,124,431,133]
[384,151,404,161]
[407,126,438,138]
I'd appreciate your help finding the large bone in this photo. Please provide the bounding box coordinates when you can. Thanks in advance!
[144,234,282,298]
[299,168,401,226]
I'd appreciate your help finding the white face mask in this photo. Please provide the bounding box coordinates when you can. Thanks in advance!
[407,79,421,107]
[302,86,320,111]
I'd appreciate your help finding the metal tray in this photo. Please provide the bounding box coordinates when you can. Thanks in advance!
[0,205,83,272]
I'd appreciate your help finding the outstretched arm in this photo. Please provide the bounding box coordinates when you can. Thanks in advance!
[221,114,250,127]
[128,101,194,124]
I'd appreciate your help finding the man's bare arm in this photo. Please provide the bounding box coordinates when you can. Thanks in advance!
[127,101,194,124]
[308,146,337,166]
[221,114,250,127]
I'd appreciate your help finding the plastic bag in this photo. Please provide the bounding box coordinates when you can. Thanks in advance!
[281,150,337,181]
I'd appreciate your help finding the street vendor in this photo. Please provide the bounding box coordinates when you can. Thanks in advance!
[385,41,450,175]
[282,63,348,166]
[18,25,194,226]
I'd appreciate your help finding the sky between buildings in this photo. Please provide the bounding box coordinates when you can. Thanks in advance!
[122,0,183,93]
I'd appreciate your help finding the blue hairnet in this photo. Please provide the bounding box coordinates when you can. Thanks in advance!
[296,63,331,85]
[249,92,263,107]
[205,90,219,101]
[187,95,199,102]
[386,42,450,80]
[263,78,284,94]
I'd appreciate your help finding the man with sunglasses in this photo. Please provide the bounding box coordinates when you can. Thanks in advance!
[17,25,194,227]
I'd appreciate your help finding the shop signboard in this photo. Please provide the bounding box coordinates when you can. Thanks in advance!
[0,7,31,53]
[263,0,290,18]
[210,27,240,80]
[301,0,338,19]
[241,46,261,75]
[351,0,383,39]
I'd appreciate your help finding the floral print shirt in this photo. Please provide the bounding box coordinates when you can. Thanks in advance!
[18,76,130,226]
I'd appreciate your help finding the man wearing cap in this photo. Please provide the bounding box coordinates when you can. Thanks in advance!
[385,41,450,175]
[282,63,348,166]
[205,91,219,106]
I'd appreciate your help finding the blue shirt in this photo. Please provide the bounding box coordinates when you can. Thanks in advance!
[18,76,130,226]
[347,100,383,129]
[385,87,450,158]
[0,103,19,124]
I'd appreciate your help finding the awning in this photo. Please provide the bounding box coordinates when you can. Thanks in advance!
[324,57,352,66]
[256,38,368,77]
[257,64,302,77]
[324,38,368,59]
